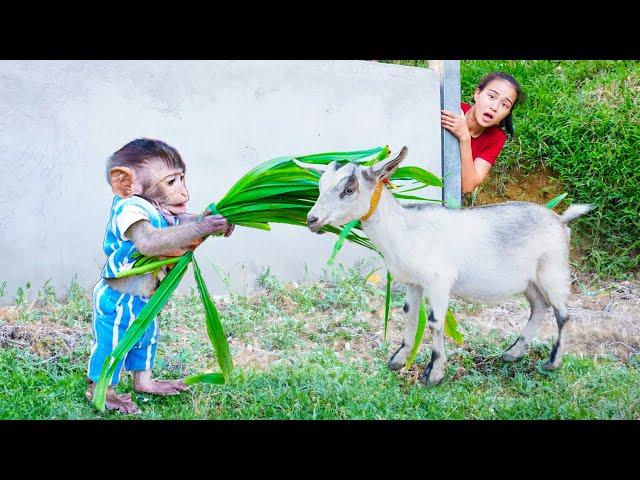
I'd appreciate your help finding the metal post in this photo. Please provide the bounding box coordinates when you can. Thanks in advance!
[429,60,461,208]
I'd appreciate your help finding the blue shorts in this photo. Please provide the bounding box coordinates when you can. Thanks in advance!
[87,279,160,385]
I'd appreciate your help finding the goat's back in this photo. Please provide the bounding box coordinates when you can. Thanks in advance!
[400,201,570,301]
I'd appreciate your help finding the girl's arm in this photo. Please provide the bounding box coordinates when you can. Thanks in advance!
[441,110,493,194]
[458,137,492,193]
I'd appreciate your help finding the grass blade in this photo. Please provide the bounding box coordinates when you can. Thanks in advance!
[184,373,225,385]
[192,256,233,381]
[546,192,568,209]
[384,270,392,342]
[444,309,463,344]
[327,220,359,265]
[405,297,427,369]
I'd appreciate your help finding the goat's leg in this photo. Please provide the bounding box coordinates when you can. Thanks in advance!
[419,286,449,387]
[503,282,548,362]
[542,308,570,370]
[536,261,571,370]
[387,284,423,370]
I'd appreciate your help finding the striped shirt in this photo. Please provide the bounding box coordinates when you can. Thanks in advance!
[100,195,176,279]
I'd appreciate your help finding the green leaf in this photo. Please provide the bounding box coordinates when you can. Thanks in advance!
[184,373,225,385]
[327,220,359,265]
[296,146,388,164]
[392,193,441,202]
[405,298,427,369]
[192,256,233,381]
[115,257,181,278]
[384,270,392,342]
[444,309,463,344]
[392,166,443,187]
[545,192,568,209]
[93,252,193,412]
[234,222,272,231]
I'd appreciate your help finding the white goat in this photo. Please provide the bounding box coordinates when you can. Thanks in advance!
[295,147,594,386]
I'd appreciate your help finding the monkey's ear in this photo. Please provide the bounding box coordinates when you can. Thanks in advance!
[110,167,135,198]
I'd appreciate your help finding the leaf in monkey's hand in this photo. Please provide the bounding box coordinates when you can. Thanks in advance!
[192,256,233,381]
[115,257,181,278]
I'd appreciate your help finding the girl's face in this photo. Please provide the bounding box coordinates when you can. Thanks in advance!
[472,79,518,128]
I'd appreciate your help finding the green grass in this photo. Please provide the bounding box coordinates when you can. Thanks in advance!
[1,342,639,420]
[1,271,639,419]
[382,60,640,277]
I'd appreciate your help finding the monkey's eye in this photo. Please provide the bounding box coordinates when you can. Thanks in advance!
[167,178,176,186]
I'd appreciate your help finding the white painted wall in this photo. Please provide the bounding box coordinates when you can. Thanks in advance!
[0,60,441,303]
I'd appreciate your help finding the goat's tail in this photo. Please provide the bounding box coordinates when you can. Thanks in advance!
[559,204,595,224]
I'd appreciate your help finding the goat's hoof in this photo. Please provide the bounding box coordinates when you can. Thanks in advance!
[387,343,407,371]
[387,359,404,371]
[503,337,527,362]
[502,352,523,362]
[418,364,444,387]
[542,360,561,371]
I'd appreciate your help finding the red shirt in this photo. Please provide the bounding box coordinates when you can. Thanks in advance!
[461,102,506,166]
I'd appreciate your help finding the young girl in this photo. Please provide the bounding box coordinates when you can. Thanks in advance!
[440,72,524,194]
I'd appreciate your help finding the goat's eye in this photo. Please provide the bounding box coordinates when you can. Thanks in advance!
[344,187,355,195]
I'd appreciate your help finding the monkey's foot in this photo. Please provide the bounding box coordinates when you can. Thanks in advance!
[133,378,189,395]
[85,383,140,414]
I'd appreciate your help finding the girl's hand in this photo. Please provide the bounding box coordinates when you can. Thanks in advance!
[441,110,470,142]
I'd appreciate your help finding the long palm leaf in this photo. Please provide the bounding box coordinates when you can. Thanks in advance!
[192,256,233,381]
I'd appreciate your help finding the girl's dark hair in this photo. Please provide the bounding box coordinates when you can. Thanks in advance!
[477,72,525,136]
[106,138,185,184]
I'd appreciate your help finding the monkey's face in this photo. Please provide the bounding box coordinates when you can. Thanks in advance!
[143,161,190,215]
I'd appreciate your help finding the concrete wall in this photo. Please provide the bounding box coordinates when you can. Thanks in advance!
[0,60,441,303]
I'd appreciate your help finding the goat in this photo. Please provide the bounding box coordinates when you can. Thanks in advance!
[294,147,594,386]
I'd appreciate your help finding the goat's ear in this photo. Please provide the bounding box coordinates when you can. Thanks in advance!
[367,146,408,182]
[293,159,333,173]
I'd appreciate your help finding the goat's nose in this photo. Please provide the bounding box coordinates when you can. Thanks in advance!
[307,215,318,228]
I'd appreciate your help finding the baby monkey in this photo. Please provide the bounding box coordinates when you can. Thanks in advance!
[86,138,234,414]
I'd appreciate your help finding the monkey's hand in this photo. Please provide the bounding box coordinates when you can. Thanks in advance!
[202,211,234,237]
[201,214,231,236]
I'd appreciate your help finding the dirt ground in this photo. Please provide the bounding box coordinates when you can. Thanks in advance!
[456,275,640,361]
[231,273,640,370]
[1,273,639,370]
